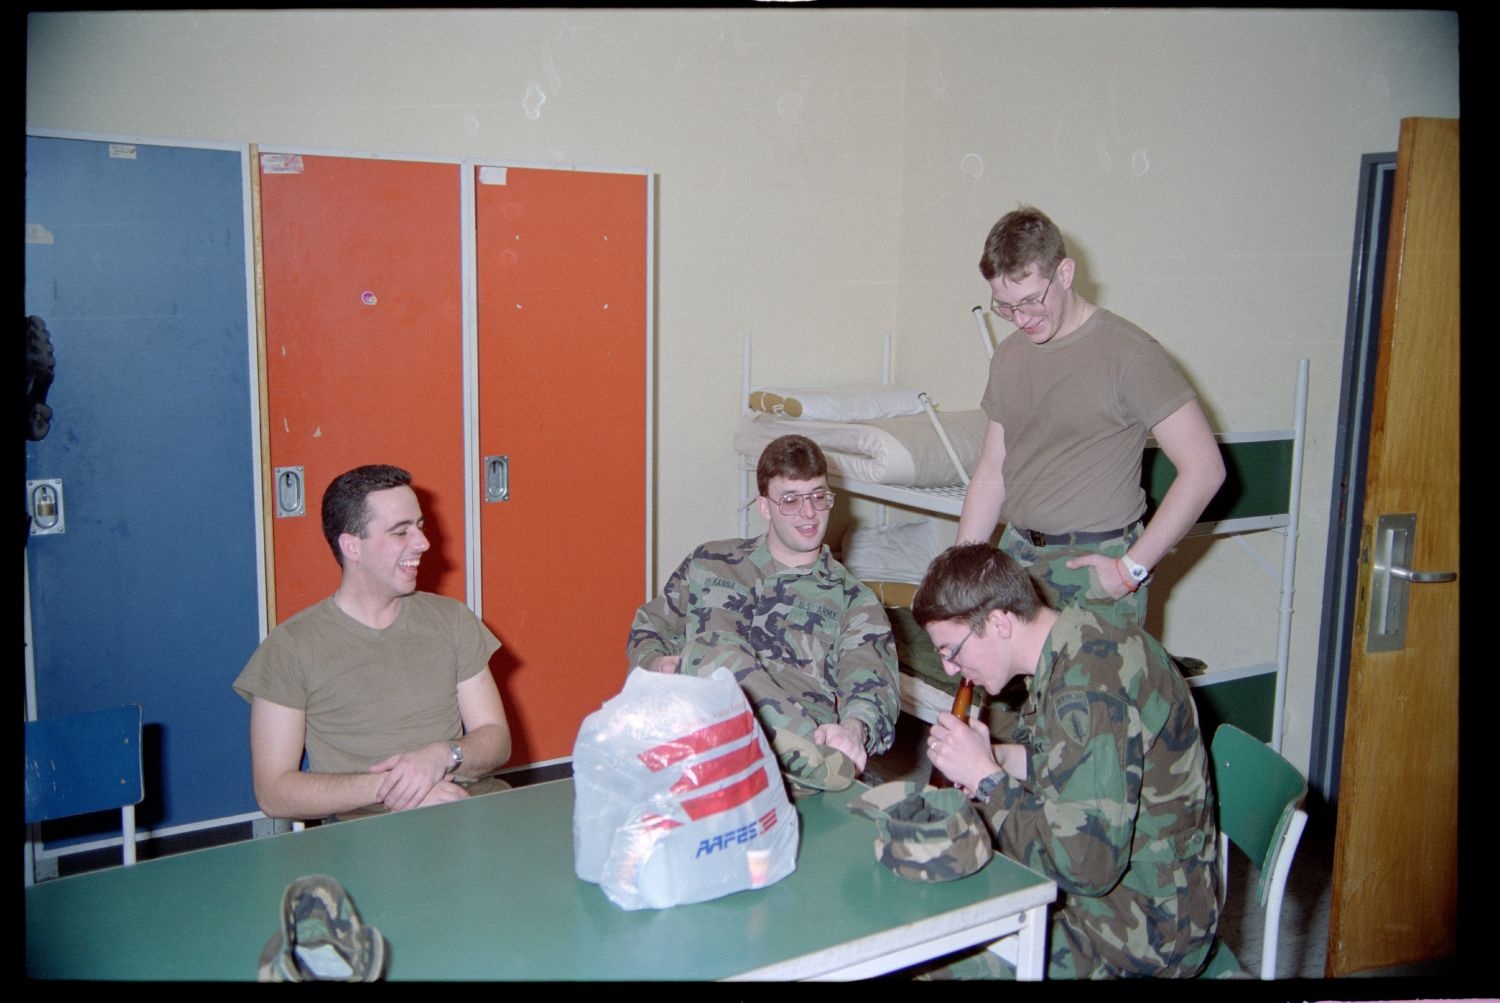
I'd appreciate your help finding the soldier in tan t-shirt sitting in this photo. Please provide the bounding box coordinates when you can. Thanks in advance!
[234,464,511,821]
[956,206,1225,628]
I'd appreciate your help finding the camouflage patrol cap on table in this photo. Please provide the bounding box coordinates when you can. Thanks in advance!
[771,729,857,798]
[847,781,993,882]
[257,874,386,982]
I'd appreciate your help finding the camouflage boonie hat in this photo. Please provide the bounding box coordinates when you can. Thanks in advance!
[771,729,857,798]
[258,875,386,982]
[847,782,993,882]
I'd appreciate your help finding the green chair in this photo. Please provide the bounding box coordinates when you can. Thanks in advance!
[1198,724,1309,979]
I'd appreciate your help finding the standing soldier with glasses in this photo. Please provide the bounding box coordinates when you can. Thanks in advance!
[957,206,1225,629]
[627,435,898,789]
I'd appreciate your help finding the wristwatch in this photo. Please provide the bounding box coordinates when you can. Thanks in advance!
[975,771,1005,804]
[1119,553,1151,590]
[447,741,464,773]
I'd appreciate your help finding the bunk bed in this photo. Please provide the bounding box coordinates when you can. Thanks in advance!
[735,329,1309,751]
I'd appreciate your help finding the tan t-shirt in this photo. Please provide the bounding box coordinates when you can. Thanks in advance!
[233,593,500,776]
[980,309,1194,534]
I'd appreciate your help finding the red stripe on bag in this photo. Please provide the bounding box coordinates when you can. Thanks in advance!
[638,813,682,832]
[637,711,758,771]
[679,767,769,821]
[668,740,763,795]
[760,808,778,832]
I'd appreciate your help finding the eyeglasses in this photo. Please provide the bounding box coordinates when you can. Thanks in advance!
[939,627,976,666]
[771,489,836,516]
[990,268,1057,320]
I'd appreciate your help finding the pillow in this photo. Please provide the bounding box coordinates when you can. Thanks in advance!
[748,384,924,422]
[840,518,948,585]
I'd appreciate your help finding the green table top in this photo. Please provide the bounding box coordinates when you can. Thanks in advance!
[26,779,1054,981]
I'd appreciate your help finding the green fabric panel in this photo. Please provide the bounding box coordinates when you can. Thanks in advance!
[1190,673,1275,743]
[1143,439,1293,522]
[886,606,1036,718]
[888,605,959,695]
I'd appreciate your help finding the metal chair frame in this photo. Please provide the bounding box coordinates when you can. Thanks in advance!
[1205,723,1310,979]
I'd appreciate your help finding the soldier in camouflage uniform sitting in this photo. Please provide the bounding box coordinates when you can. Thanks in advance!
[627,435,898,781]
[914,543,1218,979]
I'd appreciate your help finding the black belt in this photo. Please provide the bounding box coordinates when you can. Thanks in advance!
[1015,522,1139,548]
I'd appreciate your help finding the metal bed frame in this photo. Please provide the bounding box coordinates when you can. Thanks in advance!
[736,327,1307,750]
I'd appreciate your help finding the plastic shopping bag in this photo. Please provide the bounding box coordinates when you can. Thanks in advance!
[573,667,799,910]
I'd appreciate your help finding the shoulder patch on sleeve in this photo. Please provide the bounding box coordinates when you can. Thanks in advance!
[1053,688,1093,747]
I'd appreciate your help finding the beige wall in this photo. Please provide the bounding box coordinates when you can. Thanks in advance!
[27,9,1459,773]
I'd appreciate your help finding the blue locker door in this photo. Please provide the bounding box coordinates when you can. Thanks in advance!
[24,136,261,832]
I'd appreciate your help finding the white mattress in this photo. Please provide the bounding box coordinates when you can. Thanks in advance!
[734,409,987,488]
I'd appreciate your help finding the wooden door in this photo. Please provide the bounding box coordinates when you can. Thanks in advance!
[259,154,467,622]
[475,166,648,764]
[1327,117,1459,975]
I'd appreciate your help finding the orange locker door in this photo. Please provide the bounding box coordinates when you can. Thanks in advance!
[475,166,648,764]
[260,154,467,623]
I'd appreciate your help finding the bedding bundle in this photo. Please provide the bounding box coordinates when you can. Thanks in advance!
[746,384,925,422]
[736,387,986,487]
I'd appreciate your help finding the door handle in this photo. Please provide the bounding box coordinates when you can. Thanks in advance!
[1389,565,1457,584]
[1366,513,1456,652]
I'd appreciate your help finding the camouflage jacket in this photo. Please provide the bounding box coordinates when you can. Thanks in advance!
[984,606,1219,978]
[626,536,898,756]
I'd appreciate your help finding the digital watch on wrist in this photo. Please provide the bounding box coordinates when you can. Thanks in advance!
[975,771,1005,804]
[1119,553,1151,589]
[447,741,464,773]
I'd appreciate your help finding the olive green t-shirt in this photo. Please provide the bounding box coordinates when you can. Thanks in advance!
[981,308,1194,534]
[233,593,500,776]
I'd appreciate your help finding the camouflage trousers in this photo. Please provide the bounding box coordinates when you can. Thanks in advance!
[677,628,824,742]
[998,522,1146,631]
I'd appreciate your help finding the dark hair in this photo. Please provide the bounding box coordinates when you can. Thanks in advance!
[321,464,413,566]
[756,434,828,497]
[912,543,1044,628]
[978,205,1066,283]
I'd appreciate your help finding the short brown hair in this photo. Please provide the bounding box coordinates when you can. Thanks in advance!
[756,434,827,497]
[978,205,1066,282]
[321,464,412,566]
[912,543,1045,628]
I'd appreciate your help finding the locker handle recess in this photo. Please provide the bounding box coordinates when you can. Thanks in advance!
[274,466,305,518]
[485,455,510,503]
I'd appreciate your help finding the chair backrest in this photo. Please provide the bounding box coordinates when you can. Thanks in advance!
[24,704,144,823]
[1211,724,1306,907]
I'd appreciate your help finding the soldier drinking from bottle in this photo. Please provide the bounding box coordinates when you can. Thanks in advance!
[915,543,1218,979]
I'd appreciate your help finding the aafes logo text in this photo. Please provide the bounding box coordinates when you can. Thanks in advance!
[695,808,779,857]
